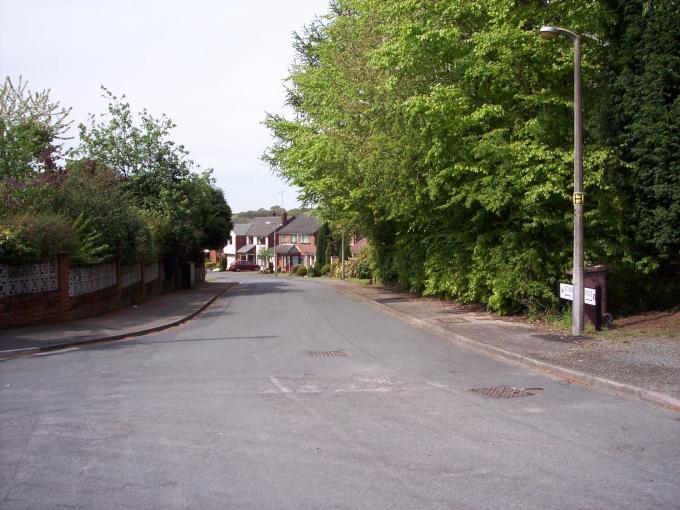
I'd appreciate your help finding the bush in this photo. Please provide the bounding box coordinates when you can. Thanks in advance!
[0,213,76,265]
[220,257,227,271]
[290,264,300,274]
[205,260,217,270]
[320,263,331,275]
[332,251,373,279]
[296,265,308,276]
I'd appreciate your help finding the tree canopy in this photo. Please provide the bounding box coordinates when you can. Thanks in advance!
[266,0,679,315]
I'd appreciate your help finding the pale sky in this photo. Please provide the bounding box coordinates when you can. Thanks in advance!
[0,0,328,212]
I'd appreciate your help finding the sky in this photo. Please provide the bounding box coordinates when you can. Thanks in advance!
[0,0,329,213]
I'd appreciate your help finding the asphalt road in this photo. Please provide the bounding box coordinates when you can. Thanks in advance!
[1,273,679,509]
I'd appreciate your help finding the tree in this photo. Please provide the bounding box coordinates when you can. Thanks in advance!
[315,223,329,267]
[77,89,232,265]
[266,0,636,315]
[1,77,73,214]
[589,0,680,310]
[0,76,72,175]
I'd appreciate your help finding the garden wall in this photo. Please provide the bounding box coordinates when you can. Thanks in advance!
[0,256,166,328]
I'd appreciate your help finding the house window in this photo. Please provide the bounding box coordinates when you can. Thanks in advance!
[247,236,254,244]
[301,235,310,244]
[258,237,265,245]
[291,234,297,243]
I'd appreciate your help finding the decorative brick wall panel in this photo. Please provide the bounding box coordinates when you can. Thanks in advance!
[68,263,117,297]
[144,262,159,282]
[0,260,58,297]
[121,264,141,288]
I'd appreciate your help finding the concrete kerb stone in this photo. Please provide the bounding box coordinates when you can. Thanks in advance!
[0,283,237,360]
[331,284,680,413]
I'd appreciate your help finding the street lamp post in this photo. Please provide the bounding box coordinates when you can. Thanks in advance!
[539,25,584,336]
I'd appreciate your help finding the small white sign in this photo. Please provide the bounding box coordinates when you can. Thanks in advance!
[559,283,573,301]
[559,283,597,306]
[584,287,596,306]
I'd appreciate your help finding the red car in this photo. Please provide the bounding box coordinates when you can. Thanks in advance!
[229,260,260,272]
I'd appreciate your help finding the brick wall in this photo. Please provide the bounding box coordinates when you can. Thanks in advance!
[0,257,167,329]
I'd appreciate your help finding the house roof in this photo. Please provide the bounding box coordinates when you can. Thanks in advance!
[237,243,256,254]
[279,215,320,235]
[275,244,300,255]
[233,216,284,237]
[232,224,250,236]
[247,216,283,237]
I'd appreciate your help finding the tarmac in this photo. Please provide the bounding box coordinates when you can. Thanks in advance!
[1,274,678,412]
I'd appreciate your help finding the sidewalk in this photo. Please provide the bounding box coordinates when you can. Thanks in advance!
[320,278,680,411]
[0,281,235,358]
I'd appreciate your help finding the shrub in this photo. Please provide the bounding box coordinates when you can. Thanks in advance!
[296,265,308,276]
[290,264,300,274]
[0,213,76,265]
[320,263,330,275]
[205,260,217,270]
[220,257,227,271]
[332,251,373,279]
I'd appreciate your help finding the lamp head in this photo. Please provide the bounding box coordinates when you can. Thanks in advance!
[539,26,559,40]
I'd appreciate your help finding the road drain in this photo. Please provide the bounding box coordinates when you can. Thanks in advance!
[468,386,542,398]
[307,351,350,358]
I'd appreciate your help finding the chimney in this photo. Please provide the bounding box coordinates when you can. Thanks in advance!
[282,210,288,226]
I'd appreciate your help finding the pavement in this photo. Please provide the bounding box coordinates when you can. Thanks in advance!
[0,280,235,358]
[1,272,678,412]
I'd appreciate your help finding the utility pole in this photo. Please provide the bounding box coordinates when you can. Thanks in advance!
[539,26,584,336]
[341,230,345,280]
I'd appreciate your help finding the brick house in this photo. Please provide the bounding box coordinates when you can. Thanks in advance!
[222,212,292,268]
[275,215,320,271]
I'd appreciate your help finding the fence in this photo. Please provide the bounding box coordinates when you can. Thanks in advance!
[0,257,169,328]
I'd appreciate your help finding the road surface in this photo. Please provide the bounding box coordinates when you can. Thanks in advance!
[1,273,679,509]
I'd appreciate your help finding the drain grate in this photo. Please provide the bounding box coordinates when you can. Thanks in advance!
[307,350,350,358]
[468,386,541,398]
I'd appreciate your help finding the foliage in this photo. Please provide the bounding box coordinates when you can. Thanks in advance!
[0,76,72,174]
[332,250,373,279]
[232,205,312,223]
[315,222,329,266]
[266,0,677,315]
[220,257,228,271]
[296,265,308,276]
[595,0,680,310]
[205,260,217,270]
[76,89,231,263]
[0,213,76,265]
[320,263,331,275]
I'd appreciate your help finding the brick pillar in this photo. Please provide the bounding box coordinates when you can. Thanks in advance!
[140,261,146,299]
[58,254,71,314]
[115,260,122,306]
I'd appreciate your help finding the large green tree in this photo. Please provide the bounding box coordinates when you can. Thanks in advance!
[266,0,664,315]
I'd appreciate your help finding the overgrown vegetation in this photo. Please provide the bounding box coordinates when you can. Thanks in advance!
[1,79,231,272]
[265,0,680,316]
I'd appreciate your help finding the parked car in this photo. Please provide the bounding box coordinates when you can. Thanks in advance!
[229,260,260,272]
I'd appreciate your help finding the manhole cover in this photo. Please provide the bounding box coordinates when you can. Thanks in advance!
[468,386,540,398]
[307,351,350,358]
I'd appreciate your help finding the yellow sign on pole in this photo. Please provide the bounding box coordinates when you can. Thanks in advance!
[573,192,584,206]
